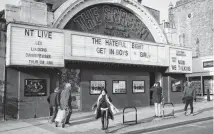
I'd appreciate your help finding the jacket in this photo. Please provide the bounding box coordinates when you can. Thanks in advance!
[151,86,163,103]
[60,88,72,110]
[47,92,58,107]
[183,86,196,98]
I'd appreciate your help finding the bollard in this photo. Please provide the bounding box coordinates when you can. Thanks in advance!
[207,89,210,101]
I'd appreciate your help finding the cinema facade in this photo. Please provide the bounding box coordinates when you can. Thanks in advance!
[3,0,192,119]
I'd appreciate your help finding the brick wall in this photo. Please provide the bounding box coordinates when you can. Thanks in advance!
[170,0,213,57]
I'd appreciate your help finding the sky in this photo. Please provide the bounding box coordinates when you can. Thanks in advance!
[0,0,178,21]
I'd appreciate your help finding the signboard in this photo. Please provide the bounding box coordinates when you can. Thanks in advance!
[169,48,192,73]
[24,79,46,96]
[203,60,213,68]
[112,80,126,94]
[65,4,155,42]
[132,81,145,93]
[6,24,64,67]
[70,34,165,65]
[89,81,105,95]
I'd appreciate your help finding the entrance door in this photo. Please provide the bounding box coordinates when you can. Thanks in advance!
[149,72,155,105]
[203,76,214,95]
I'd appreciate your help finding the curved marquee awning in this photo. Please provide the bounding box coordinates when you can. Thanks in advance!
[53,0,168,44]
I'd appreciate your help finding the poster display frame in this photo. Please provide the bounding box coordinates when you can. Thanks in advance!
[89,80,106,95]
[24,79,47,97]
[112,80,127,94]
[132,80,145,94]
[171,80,183,92]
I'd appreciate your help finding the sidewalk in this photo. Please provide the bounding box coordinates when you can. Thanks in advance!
[0,100,213,134]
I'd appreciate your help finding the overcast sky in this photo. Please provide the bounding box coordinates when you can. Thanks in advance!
[0,0,178,21]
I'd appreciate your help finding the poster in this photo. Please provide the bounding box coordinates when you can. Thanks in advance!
[90,81,105,95]
[113,80,126,94]
[133,81,145,93]
[24,79,47,96]
[171,80,183,92]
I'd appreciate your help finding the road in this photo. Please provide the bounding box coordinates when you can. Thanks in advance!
[143,120,213,134]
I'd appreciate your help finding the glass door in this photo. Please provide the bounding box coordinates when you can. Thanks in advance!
[203,76,213,95]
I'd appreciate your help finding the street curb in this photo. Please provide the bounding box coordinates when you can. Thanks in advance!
[122,116,213,134]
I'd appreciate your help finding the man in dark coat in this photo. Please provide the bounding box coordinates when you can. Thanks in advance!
[60,83,72,128]
[47,87,60,123]
[183,81,196,116]
[150,82,163,117]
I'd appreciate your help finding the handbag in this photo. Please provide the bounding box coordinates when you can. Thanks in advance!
[55,109,66,123]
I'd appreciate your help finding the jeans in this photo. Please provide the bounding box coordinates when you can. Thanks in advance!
[154,103,161,116]
[50,106,58,122]
[184,96,194,114]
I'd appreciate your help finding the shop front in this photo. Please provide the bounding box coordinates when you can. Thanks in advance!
[186,57,214,98]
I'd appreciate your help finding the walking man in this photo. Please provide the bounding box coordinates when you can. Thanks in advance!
[150,82,163,117]
[47,87,60,123]
[183,81,196,116]
[60,83,72,128]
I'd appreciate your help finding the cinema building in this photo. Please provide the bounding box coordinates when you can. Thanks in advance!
[1,0,192,119]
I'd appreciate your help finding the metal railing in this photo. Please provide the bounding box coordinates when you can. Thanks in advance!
[123,107,137,124]
[162,103,175,118]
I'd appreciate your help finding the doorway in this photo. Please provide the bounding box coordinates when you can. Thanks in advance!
[149,72,155,105]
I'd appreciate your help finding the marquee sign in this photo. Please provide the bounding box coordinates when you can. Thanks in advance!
[70,34,165,65]
[65,4,155,42]
[6,24,64,67]
[169,48,192,73]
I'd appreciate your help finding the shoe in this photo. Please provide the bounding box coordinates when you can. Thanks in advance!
[55,122,58,127]
[153,115,158,117]
[65,122,70,124]
[62,124,65,128]
[190,113,194,116]
[184,111,187,116]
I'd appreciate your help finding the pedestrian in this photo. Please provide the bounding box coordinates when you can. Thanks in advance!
[59,83,72,128]
[150,82,163,117]
[92,88,119,130]
[47,87,60,123]
[183,81,196,116]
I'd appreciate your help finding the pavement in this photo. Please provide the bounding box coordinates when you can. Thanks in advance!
[141,120,213,134]
[0,100,213,134]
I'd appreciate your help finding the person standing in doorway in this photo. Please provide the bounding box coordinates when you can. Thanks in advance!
[150,82,163,117]
[183,81,196,116]
[47,87,60,123]
[60,83,72,128]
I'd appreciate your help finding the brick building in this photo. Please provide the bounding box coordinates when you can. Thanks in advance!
[163,0,213,96]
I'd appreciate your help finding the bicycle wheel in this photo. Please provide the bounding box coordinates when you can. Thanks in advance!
[103,111,107,129]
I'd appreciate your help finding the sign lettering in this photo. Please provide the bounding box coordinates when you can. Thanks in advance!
[203,60,213,68]
[169,48,192,73]
[70,34,165,65]
[7,25,64,67]
[66,4,155,42]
